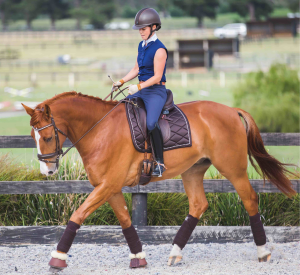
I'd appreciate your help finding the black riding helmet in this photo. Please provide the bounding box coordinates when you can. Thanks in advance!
[132,8,161,40]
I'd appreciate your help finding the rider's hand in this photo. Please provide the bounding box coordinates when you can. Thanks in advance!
[112,79,125,91]
[128,84,142,95]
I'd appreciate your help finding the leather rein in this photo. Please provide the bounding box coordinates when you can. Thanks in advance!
[32,86,136,170]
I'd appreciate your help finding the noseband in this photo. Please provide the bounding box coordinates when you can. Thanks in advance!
[32,114,68,170]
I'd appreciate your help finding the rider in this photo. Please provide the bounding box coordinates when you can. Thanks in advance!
[113,7,168,177]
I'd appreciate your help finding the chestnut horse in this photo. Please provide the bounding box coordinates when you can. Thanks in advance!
[22,91,297,271]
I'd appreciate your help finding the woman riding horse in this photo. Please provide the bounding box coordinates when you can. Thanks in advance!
[113,7,168,177]
[22,6,297,273]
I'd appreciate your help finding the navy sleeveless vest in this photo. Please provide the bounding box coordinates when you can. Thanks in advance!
[137,39,168,82]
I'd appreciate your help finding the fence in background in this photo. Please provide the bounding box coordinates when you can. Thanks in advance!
[0,29,214,41]
[0,133,299,227]
[0,71,244,91]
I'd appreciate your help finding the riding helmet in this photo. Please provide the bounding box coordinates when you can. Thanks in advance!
[132,8,161,31]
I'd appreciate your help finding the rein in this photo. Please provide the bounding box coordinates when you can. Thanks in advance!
[33,88,137,169]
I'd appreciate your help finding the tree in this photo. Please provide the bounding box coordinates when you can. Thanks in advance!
[233,63,299,133]
[228,0,274,21]
[286,0,299,13]
[173,0,220,27]
[18,0,44,30]
[69,0,84,30]
[43,0,70,31]
[157,0,172,17]
[0,0,21,31]
[72,0,115,29]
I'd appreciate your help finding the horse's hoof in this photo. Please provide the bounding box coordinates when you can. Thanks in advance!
[258,253,271,262]
[49,257,67,272]
[167,256,182,266]
[130,258,147,268]
[49,266,64,273]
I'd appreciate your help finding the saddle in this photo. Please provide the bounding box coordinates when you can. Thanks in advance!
[124,89,192,185]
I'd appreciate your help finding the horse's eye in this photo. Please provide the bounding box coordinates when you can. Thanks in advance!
[44,137,53,142]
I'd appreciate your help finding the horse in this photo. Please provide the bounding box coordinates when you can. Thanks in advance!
[22,91,297,271]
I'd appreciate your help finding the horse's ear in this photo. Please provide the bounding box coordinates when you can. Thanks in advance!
[21,103,34,117]
[43,104,51,118]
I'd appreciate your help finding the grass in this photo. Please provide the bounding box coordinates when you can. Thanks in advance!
[0,71,237,109]
[0,152,298,227]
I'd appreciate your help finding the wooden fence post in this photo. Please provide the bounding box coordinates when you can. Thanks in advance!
[132,193,147,226]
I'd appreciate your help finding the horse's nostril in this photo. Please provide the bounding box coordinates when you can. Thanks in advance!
[48,171,53,175]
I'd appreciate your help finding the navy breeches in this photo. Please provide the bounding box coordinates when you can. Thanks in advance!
[126,85,167,131]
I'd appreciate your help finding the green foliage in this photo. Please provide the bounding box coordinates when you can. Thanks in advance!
[0,154,45,181]
[286,0,299,12]
[0,48,20,59]
[78,0,115,29]
[121,5,139,19]
[228,0,274,20]
[18,0,44,30]
[233,63,300,132]
[173,0,219,26]
[42,0,70,30]
[0,0,22,30]
[217,0,231,14]
[169,6,187,17]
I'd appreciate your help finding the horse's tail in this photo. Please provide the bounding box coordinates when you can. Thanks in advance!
[234,107,298,198]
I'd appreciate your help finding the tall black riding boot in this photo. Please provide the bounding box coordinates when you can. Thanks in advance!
[149,122,166,177]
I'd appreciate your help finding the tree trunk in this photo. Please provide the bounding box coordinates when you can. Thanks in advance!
[0,10,7,31]
[50,17,56,31]
[76,18,81,30]
[74,0,82,30]
[248,2,256,21]
[26,18,32,31]
[197,18,203,28]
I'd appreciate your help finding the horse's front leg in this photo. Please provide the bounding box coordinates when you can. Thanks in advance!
[48,183,114,272]
[107,192,147,268]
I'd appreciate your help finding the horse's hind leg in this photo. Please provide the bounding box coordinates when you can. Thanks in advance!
[212,156,271,262]
[168,161,210,266]
[107,192,147,268]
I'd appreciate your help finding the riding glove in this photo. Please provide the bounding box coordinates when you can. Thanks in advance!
[128,84,142,95]
[112,79,125,91]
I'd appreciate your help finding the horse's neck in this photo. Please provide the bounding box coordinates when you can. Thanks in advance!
[53,98,114,145]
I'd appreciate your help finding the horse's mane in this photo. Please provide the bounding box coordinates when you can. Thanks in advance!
[30,91,118,126]
[42,91,119,106]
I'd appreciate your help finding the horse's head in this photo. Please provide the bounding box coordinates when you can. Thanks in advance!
[22,103,67,176]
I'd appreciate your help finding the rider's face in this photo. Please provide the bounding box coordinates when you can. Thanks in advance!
[139,25,155,40]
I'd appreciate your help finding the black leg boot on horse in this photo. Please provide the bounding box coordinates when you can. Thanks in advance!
[48,220,81,272]
[149,122,166,177]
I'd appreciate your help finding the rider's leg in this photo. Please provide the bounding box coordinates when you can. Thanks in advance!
[149,122,165,177]
[141,87,167,177]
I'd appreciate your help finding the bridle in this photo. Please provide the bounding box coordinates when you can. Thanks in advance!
[32,112,68,171]
[32,87,134,171]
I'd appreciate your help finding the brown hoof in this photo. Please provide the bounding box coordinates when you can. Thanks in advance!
[130,258,147,268]
[49,257,67,272]
[168,256,182,266]
[258,253,271,262]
